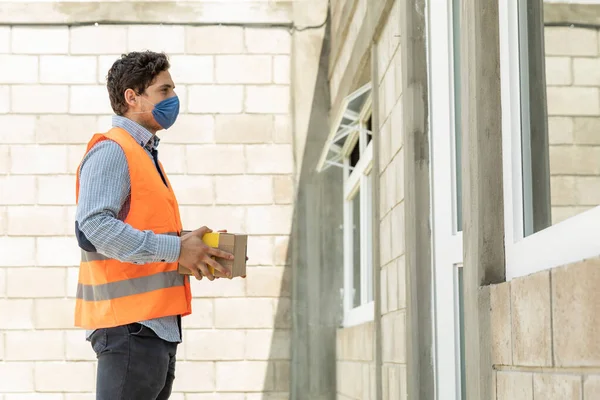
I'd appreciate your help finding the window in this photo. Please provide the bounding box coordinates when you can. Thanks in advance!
[500,0,600,280]
[317,83,374,327]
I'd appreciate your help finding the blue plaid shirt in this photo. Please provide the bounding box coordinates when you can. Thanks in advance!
[75,115,182,343]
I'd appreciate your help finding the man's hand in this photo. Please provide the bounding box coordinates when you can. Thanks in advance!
[179,226,233,281]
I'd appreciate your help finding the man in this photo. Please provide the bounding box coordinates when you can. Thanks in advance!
[74,51,232,400]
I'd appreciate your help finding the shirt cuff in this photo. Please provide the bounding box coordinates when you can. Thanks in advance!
[155,234,181,263]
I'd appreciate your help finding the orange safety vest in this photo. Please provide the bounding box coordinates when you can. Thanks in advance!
[73,127,191,330]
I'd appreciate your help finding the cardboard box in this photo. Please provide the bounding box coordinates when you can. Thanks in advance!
[177,231,247,278]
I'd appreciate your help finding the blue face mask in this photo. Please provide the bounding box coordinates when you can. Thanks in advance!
[150,95,180,130]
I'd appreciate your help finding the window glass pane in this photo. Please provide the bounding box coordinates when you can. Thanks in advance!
[452,0,463,233]
[352,189,361,308]
[366,115,373,146]
[520,0,600,236]
[350,137,360,168]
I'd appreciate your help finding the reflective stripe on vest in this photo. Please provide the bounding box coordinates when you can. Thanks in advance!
[76,270,184,301]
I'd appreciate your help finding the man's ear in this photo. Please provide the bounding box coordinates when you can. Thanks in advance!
[124,88,137,108]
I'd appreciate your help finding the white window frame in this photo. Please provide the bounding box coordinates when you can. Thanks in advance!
[499,0,600,280]
[342,98,374,328]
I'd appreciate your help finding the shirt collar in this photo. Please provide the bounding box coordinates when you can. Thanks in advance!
[111,115,160,150]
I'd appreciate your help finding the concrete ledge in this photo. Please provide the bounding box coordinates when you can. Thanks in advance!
[544,3,600,26]
[0,1,293,25]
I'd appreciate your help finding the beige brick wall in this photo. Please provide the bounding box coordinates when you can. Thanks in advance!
[0,24,293,398]
[545,26,600,224]
[490,257,600,400]
[335,0,406,398]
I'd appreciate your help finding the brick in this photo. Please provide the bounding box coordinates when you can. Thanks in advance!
[186,395,244,400]
[215,114,273,144]
[0,116,36,143]
[10,145,68,174]
[180,205,246,234]
[6,395,64,400]
[0,237,35,266]
[34,298,76,329]
[246,267,290,297]
[169,55,213,83]
[188,85,243,113]
[12,85,68,114]
[390,204,405,259]
[5,330,64,361]
[246,236,274,266]
[245,28,291,54]
[37,237,79,267]
[496,372,533,400]
[97,54,119,83]
[0,26,8,53]
[70,26,128,54]
[381,266,389,314]
[573,57,600,86]
[390,99,403,158]
[585,376,600,399]
[0,55,38,83]
[184,298,214,328]
[37,175,76,205]
[549,146,600,175]
[7,267,66,298]
[274,115,292,144]
[35,362,94,392]
[551,176,576,206]
[381,310,405,363]
[0,145,8,173]
[545,57,572,86]
[533,374,581,400]
[274,361,290,391]
[160,114,214,144]
[216,175,273,205]
[64,395,97,400]
[273,55,290,84]
[36,115,97,144]
[128,25,185,53]
[247,205,292,235]
[65,330,95,361]
[245,86,290,114]
[273,176,294,204]
[547,87,600,116]
[545,27,597,56]
[576,177,600,205]
[68,145,87,174]
[0,299,34,329]
[574,117,600,144]
[152,144,183,175]
[246,144,293,174]
[245,394,289,400]
[552,259,600,366]
[490,282,512,365]
[186,145,245,174]
[548,117,574,145]
[70,85,112,114]
[0,363,34,392]
[66,266,79,298]
[0,85,8,113]
[511,271,552,367]
[168,174,213,205]
[216,361,273,392]
[12,27,68,54]
[274,236,290,266]
[172,362,215,392]
[190,271,246,298]
[216,55,272,84]
[0,268,5,297]
[245,329,290,360]
[40,56,97,84]
[186,26,244,54]
[387,257,399,311]
[185,329,245,360]
[215,298,276,328]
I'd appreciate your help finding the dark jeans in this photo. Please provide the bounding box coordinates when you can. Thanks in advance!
[90,323,178,400]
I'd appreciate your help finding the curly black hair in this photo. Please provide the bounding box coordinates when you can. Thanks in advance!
[106,51,171,116]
